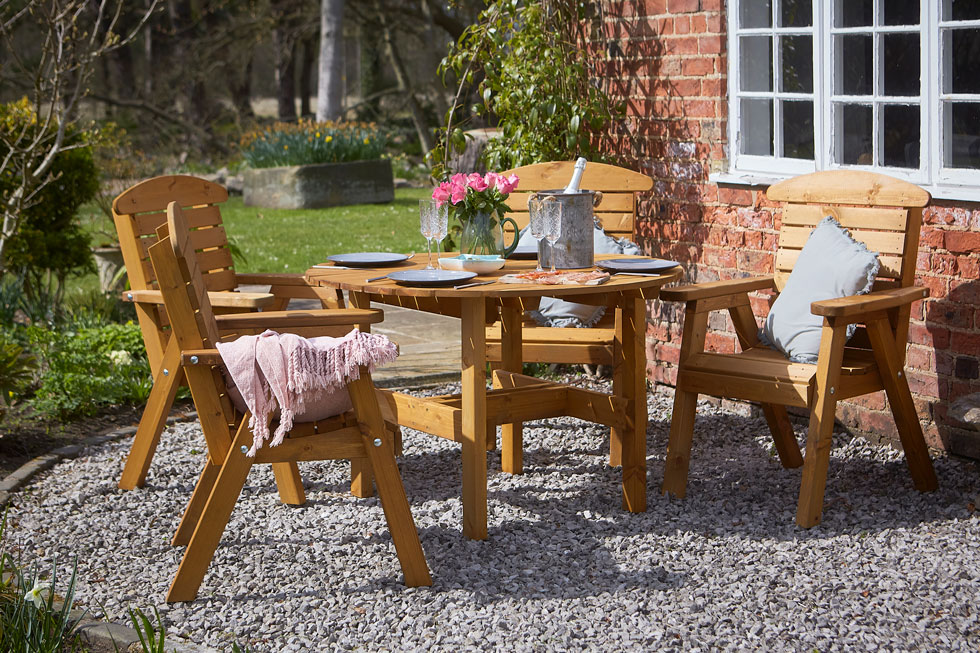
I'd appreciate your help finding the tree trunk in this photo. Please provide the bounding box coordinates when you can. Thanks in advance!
[275,40,297,121]
[299,37,316,118]
[229,56,255,121]
[316,0,345,122]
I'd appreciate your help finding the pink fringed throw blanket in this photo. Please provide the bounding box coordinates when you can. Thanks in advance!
[216,329,398,456]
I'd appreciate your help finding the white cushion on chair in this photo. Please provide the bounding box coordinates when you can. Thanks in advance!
[518,226,642,328]
[760,216,880,363]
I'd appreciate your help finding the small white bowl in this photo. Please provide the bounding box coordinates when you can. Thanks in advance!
[438,255,505,274]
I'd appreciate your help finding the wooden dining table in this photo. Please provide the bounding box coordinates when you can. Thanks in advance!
[305,255,682,540]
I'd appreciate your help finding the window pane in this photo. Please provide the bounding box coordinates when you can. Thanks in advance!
[838,104,873,164]
[782,100,814,159]
[884,1,919,26]
[946,0,980,21]
[839,35,873,95]
[741,0,772,28]
[781,35,813,92]
[740,36,773,92]
[836,0,872,27]
[741,98,774,156]
[780,0,812,27]
[947,102,980,169]
[883,105,920,167]
[951,29,980,94]
[883,33,920,97]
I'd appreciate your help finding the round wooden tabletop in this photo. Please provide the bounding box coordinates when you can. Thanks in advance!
[305,254,683,299]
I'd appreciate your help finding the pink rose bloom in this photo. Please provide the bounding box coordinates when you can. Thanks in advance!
[496,174,519,195]
[467,172,489,192]
[484,172,501,189]
[432,183,450,207]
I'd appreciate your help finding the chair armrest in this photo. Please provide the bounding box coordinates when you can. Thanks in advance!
[124,289,277,309]
[659,276,775,302]
[810,286,928,318]
[214,308,383,330]
[235,272,310,287]
[181,349,222,366]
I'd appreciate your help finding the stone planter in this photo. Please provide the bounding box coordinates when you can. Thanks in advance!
[91,246,126,294]
[242,159,394,209]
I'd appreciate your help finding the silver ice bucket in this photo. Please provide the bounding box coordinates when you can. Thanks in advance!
[535,189,603,269]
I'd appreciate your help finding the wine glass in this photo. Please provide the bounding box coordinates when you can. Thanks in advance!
[528,194,549,272]
[419,199,437,270]
[431,201,449,265]
[543,197,562,272]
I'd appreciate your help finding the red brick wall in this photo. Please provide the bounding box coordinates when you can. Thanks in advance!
[597,0,980,457]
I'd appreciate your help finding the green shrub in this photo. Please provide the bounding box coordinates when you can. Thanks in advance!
[27,320,151,420]
[0,330,37,419]
[0,97,99,313]
[240,120,387,169]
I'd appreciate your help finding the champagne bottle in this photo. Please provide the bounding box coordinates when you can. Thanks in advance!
[562,157,587,194]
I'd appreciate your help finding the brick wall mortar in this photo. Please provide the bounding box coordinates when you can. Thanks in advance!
[597,0,980,456]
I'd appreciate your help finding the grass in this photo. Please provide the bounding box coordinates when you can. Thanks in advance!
[67,187,432,300]
[221,188,431,273]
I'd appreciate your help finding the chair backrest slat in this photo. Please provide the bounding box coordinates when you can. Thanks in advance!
[500,161,653,240]
[767,170,929,293]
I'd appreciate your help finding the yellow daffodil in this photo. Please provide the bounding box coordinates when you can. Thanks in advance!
[325,135,333,143]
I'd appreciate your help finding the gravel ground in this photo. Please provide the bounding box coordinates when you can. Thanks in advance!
[5,380,979,652]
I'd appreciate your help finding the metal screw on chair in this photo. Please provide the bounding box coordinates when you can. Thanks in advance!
[126,293,133,300]
[190,355,199,364]
[240,445,248,454]
[829,386,835,395]
[163,368,169,376]
[373,438,382,447]
[897,371,903,377]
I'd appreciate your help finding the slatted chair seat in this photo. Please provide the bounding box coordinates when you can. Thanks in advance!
[659,170,937,528]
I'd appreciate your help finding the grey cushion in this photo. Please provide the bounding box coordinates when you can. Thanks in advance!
[760,216,880,363]
[518,225,641,328]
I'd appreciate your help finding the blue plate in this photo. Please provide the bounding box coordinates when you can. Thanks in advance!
[386,270,477,287]
[327,252,410,267]
[596,258,680,273]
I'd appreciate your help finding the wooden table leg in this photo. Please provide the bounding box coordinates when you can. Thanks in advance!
[460,296,488,540]
[618,296,647,513]
[348,291,375,497]
[498,302,523,474]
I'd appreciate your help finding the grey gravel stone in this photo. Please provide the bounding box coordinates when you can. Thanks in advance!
[4,378,979,652]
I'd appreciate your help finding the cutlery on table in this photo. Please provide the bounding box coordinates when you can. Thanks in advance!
[366,274,391,282]
[454,280,496,289]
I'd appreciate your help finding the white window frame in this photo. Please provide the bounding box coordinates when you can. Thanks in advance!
[719,0,980,201]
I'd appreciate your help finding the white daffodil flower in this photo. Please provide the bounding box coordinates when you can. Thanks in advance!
[24,578,50,608]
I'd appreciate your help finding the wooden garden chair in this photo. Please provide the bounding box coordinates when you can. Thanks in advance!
[113,175,343,492]
[151,201,430,601]
[484,160,653,467]
[659,170,938,528]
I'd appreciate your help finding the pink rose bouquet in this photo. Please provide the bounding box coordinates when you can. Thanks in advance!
[432,171,520,225]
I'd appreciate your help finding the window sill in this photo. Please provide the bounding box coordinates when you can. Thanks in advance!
[709,172,980,204]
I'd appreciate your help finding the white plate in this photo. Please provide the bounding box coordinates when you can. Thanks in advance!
[438,255,505,274]
[327,252,410,267]
[596,258,680,273]
[386,270,477,287]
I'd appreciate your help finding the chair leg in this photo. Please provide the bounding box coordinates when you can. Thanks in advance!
[348,375,431,587]
[172,459,221,546]
[351,458,374,498]
[661,387,699,498]
[167,421,255,602]
[761,404,804,468]
[796,322,847,528]
[272,462,306,505]
[866,319,937,492]
[119,340,184,489]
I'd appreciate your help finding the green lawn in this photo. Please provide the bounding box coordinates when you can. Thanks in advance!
[221,188,431,273]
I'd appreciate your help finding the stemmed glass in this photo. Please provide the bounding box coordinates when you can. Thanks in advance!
[528,194,550,272]
[543,197,562,272]
[431,201,449,266]
[419,199,437,270]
